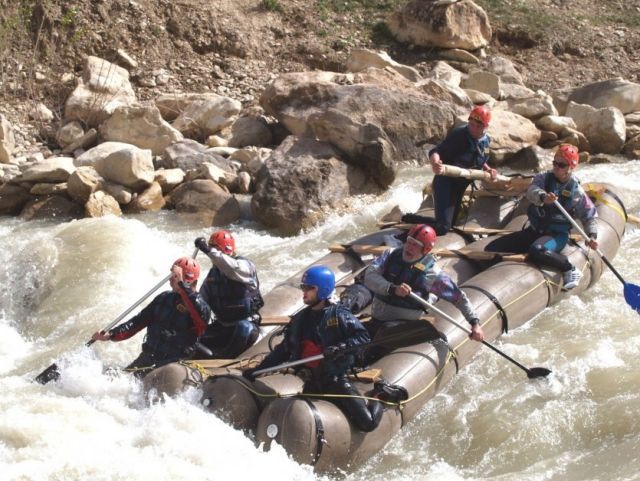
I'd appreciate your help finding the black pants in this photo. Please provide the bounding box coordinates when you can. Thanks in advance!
[305,375,383,432]
[200,320,259,359]
[433,175,471,233]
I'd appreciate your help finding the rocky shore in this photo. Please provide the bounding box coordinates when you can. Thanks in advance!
[1,0,639,235]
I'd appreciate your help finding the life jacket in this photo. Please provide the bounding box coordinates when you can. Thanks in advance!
[142,291,202,361]
[203,255,264,323]
[528,172,580,234]
[452,126,490,170]
[287,304,357,374]
[376,248,437,310]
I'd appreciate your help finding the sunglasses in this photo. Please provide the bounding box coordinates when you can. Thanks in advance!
[299,284,316,292]
[552,161,569,169]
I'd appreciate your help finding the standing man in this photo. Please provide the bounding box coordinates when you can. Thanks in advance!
[486,144,598,290]
[91,257,211,377]
[195,230,264,358]
[428,105,498,234]
[244,265,405,432]
[364,224,485,355]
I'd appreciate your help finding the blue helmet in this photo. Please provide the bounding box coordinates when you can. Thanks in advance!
[301,265,335,301]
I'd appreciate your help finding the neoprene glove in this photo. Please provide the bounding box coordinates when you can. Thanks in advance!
[195,237,211,254]
[323,342,347,360]
[242,367,257,382]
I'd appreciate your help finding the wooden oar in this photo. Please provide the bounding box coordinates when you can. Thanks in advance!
[328,244,527,263]
[408,293,552,379]
[35,248,200,385]
[440,165,511,182]
[440,165,533,192]
[553,200,640,314]
[628,213,640,226]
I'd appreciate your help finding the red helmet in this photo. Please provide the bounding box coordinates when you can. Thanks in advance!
[173,257,200,284]
[469,105,491,128]
[407,224,437,253]
[556,143,579,168]
[208,230,235,255]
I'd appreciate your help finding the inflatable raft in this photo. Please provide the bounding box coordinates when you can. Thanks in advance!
[145,178,628,473]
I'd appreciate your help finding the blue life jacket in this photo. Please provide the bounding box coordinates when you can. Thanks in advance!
[376,248,437,310]
[202,255,264,323]
[528,172,580,234]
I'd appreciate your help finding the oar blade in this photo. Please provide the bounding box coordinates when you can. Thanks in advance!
[35,363,61,385]
[623,283,640,313]
[526,367,552,379]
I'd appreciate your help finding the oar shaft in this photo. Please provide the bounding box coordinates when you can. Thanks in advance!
[552,200,628,285]
[252,354,325,376]
[408,292,533,376]
[88,247,200,344]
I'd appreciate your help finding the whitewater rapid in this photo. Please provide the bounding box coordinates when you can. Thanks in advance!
[1,163,639,481]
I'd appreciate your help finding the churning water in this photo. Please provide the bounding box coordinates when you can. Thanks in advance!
[1,163,639,481]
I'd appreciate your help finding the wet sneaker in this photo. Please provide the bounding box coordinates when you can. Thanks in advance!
[563,267,582,290]
[371,379,409,403]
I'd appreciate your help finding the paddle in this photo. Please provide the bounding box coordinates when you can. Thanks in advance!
[408,292,552,379]
[249,324,442,378]
[552,200,640,313]
[34,248,200,384]
[329,244,527,263]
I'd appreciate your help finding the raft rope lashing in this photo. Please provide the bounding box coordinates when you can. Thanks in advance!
[584,184,628,223]
[464,285,509,333]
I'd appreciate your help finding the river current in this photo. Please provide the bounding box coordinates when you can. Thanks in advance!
[1,162,639,481]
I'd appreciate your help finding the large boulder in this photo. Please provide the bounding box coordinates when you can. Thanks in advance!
[20,195,83,221]
[67,166,104,203]
[504,91,558,120]
[482,56,525,86]
[417,79,473,110]
[461,71,501,99]
[260,69,457,175]
[425,61,463,88]
[160,139,235,172]
[226,116,273,148]
[565,101,626,154]
[346,49,421,82]
[75,141,137,167]
[85,191,122,218]
[126,182,166,213]
[486,110,541,163]
[64,56,136,127]
[169,179,241,226]
[307,109,397,188]
[568,78,640,114]
[156,93,228,121]
[18,157,76,183]
[172,95,242,139]
[251,136,378,236]
[56,121,85,148]
[388,0,491,50]
[99,105,183,155]
[93,145,155,190]
[0,184,31,216]
[155,168,185,194]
